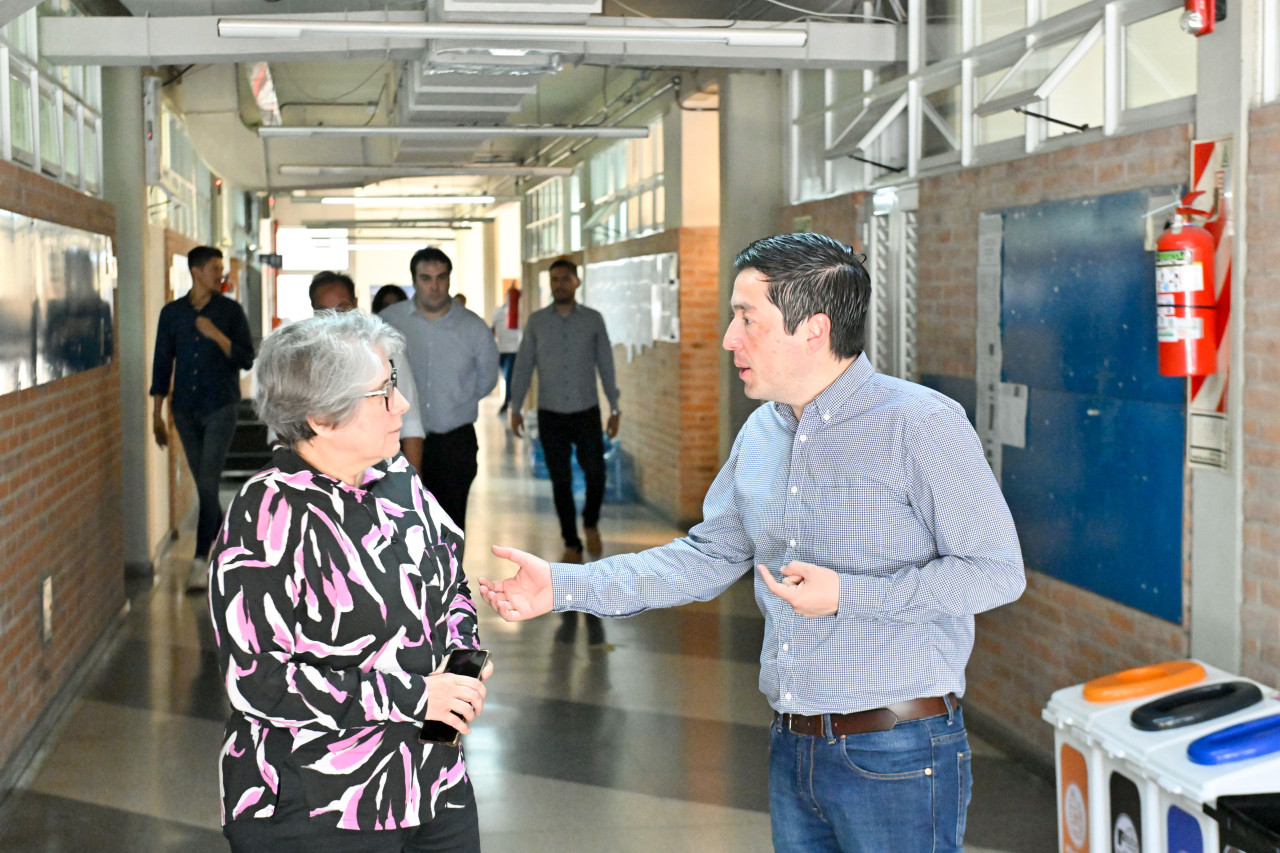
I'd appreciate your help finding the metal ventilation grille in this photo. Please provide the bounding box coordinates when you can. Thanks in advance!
[871,213,892,372]
[901,209,918,381]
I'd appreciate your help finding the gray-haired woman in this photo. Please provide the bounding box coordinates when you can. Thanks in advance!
[210,310,492,853]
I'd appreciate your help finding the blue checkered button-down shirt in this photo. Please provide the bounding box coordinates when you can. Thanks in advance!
[552,356,1025,715]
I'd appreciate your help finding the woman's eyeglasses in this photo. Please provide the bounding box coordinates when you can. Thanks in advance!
[360,367,399,411]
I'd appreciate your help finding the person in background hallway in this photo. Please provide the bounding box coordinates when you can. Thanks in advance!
[453,293,468,309]
[150,246,253,593]
[371,283,408,315]
[479,232,1026,853]
[213,310,490,853]
[490,284,523,415]
[381,247,499,533]
[311,272,425,472]
[508,258,619,646]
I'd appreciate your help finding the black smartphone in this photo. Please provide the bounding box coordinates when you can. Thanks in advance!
[418,648,491,746]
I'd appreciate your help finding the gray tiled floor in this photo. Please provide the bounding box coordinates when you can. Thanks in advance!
[0,396,1058,852]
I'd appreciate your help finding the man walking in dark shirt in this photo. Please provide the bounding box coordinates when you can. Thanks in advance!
[509,257,620,644]
[150,246,254,593]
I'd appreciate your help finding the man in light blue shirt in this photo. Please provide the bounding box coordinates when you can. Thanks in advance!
[380,247,499,531]
[478,232,1025,853]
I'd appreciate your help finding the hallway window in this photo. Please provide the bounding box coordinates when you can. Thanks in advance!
[584,117,664,247]
[1124,7,1196,110]
[0,3,101,194]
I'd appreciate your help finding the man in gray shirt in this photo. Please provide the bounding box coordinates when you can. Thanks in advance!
[380,247,499,532]
[509,258,620,643]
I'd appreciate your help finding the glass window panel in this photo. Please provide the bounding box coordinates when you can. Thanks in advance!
[793,119,825,200]
[922,85,961,157]
[985,38,1079,106]
[1044,0,1090,18]
[654,186,664,228]
[62,107,78,182]
[977,110,1024,145]
[926,0,964,63]
[84,119,98,188]
[39,87,59,172]
[641,190,653,228]
[1047,36,1104,135]
[977,0,1024,43]
[876,62,909,85]
[830,70,864,106]
[570,214,581,251]
[638,135,652,180]
[86,67,101,110]
[796,69,825,118]
[10,72,34,157]
[627,195,638,232]
[5,11,34,58]
[1125,8,1197,109]
[651,119,663,174]
[829,94,905,156]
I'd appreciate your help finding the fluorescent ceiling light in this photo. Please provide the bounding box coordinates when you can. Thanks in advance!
[279,165,573,177]
[260,125,647,140]
[217,18,808,48]
[318,195,497,205]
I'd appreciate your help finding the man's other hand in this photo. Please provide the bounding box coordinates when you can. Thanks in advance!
[152,420,168,449]
[194,316,219,339]
[757,561,839,618]
[606,412,620,439]
[510,411,525,437]
[478,546,554,621]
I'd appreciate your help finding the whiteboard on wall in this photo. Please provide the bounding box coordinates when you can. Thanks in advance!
[583,252,679,362]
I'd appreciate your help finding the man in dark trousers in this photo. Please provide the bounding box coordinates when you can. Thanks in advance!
[150,246,254,592]
[508,257,620,645]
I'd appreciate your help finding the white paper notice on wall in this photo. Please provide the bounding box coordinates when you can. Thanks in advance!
[996,382,1028,449]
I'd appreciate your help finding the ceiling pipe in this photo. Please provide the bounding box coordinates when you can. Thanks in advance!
[259,125,648,139]
[278,164,574,177]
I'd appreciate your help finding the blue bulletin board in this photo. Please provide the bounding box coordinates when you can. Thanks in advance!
[998,188,1185,623]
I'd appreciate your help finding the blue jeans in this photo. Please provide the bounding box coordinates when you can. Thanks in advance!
[769,704,971,853]
[171,401,239,558]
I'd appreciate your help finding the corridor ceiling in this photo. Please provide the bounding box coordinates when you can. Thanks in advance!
[40,0,904,198]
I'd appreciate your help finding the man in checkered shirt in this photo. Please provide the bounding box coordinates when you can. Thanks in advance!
[479,232,1025,853]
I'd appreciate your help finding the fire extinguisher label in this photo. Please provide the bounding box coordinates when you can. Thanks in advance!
[1157,310,1204,341]
[1156,250,1205,293]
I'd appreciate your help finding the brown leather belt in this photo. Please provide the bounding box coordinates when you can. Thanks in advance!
[776,694,958,737]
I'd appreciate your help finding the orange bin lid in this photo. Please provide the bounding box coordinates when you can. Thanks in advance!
[1082,660,1207,703]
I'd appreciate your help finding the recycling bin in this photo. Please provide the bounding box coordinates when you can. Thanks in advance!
[1044,660,1235,853]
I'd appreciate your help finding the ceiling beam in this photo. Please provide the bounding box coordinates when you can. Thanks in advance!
[41,13,901,69]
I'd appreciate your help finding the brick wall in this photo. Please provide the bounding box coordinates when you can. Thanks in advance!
[779,193,865,249]
[918,125,1193,755]
[579,229,722,526]
[0,161,121,776]
[1242,103,1280,688]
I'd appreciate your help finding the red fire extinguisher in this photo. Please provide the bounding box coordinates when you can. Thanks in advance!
[1155,209,1217,376]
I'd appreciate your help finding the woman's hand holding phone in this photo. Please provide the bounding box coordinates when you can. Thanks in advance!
[420,649,492,745]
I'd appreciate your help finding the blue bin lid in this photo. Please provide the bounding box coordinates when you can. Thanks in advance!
[1188,712,1280,766]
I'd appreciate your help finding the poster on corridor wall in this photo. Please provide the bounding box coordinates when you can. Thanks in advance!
[0,210,115,396]
[582,252,679,363]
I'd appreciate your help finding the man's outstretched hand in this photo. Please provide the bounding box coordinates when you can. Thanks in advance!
[478,546,555,621]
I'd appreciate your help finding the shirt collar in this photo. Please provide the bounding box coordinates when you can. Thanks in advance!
[270,445,391,497]
[771,353,876,429]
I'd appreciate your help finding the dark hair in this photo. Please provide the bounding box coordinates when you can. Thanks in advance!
[187,246,223,271]
[548,257,578,278]
[732,233,871,360]
[409,247,453,277]
[371,284,408,314]
[308,271,357,306]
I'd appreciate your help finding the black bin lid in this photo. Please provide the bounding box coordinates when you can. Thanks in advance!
[1130,681,1263,732]
[1205,794,1280,852]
